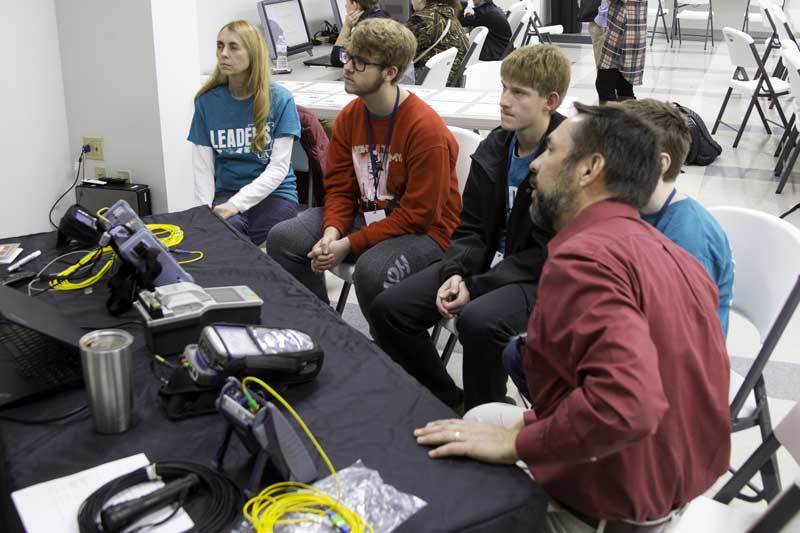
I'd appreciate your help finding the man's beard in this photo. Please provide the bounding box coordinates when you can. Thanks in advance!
[344,75,384,97]
[529,178,577,234]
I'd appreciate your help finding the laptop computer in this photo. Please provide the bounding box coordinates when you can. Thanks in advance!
[303,54,341,68]
[0,285,84,408]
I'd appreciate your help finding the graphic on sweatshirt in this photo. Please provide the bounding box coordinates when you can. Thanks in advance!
[352,144,403,202]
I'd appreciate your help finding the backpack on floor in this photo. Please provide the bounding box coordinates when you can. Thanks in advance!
[674,102,722,166]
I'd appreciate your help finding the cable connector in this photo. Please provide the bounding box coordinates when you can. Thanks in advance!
[327,511,351,533]
[82,144,91,154]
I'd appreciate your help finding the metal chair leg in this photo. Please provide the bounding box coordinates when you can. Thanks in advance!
[712,87,734,134]
[335,281,351,315]
[777,135,800,193]
[733,96,759,148]
[440,333,458,367]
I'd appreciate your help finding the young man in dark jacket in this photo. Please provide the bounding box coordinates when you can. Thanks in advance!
[460,0,512,61]
[370,45,571,411]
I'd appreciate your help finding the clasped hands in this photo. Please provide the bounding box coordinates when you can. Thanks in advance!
[308,227,351,272]
[436,274,471,319]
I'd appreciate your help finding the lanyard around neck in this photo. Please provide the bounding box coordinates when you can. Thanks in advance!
[653,188,677,227]
[364,86,401,206]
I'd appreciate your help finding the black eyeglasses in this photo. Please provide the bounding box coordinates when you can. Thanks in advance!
[339,50,383,72]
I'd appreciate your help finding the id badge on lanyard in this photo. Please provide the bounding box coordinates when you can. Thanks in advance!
[364,87,400,224]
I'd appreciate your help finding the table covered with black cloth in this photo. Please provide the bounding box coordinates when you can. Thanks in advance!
[0,206,547,532]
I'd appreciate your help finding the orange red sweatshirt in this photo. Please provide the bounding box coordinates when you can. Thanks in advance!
[322,92,462,254]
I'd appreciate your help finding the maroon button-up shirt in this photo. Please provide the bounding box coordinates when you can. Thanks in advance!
[516,200,731,522]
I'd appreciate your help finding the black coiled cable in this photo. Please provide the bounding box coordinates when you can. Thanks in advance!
[77,461,242,533]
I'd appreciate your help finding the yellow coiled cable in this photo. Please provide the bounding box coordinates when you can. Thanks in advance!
[50,209,189,291]
[240,376,373,533]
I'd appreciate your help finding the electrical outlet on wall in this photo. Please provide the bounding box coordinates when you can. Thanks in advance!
[116,169,132,182]
[94,166,107,179]
[82,136,104,160]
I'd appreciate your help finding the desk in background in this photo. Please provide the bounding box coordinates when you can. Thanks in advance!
[278,79,578,130]
[0,207,547,533]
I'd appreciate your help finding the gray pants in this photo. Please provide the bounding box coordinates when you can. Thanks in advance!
[266,207,444,318]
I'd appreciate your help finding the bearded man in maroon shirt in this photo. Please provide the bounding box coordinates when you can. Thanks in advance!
[414,103,731,533]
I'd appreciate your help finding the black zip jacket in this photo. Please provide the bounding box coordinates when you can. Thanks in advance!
[460,1,512,61]
[438,113,565,297]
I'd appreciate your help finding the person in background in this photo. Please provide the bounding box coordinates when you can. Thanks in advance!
[189,20,300,245]
[415,103,731,533]
[370,44,570,413]
[267,19,461,324]
[596,0,647,103]
[459,0,512,61]
[329,0,390,67]
[623,98,734,336]
[407,0,469,85]
[588,0,609,67]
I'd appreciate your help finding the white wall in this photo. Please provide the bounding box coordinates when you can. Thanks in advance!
[0,0,72,239]
[151,0,202,213]
[54,0,169,214]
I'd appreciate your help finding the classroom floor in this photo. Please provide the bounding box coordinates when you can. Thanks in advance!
[325,33,800,513]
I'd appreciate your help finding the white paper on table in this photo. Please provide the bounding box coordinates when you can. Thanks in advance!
[429,101,469,116]
[292,93,326,106]
[297,82,345,94]
[430,90,483,103]
[316,93,358,107]
[274,80,311,91]
[477,92,501,104]
[405,87,441,99]
[11,453,194,533]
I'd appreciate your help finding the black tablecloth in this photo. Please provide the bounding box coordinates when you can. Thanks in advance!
[0,206,547,532]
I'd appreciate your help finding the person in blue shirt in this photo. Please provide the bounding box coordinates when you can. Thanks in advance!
[626,99,734,336]
[189,20,301,245]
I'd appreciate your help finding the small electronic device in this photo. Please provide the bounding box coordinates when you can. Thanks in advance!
[184,323,323,386]
[75,182,152,217]
[102,200,192,288]
[134,283,263,354]
[214,377,317,495]
[0,270,36,287]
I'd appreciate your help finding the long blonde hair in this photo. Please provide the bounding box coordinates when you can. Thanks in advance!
[196,20,272,155]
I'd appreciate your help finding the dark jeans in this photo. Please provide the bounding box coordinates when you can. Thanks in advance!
[266,207,443,320]
[213,190,297,246]
[502,335,530,402]
[595,68,636,103]
[369,260,536,410]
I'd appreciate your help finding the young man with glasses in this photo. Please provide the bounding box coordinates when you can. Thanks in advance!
[267,18,461,323]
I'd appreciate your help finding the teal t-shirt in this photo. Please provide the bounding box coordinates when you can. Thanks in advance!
[188,83,301,203]
[498,136,536,254]
[641,197,734,336]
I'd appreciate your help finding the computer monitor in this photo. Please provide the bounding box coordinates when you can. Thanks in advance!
[383,0,412,23]
[330,0,349,29]
[257,0,315,60]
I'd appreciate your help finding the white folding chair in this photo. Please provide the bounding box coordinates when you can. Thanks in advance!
[428,126,482,365]
[774,48,800,193]
[449,27,488,87]
[712,27,790,148]
[519,8,562,47]
[419,47,458,89]
[672,0,715,51]
[330,125,481,317]
[672,402,800,532]
[463,61,503,91]
[707,206,800,502]
[744,0,786,33]
[502,2,528,56]
[466,26,489,68]
[648,0,671,45]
